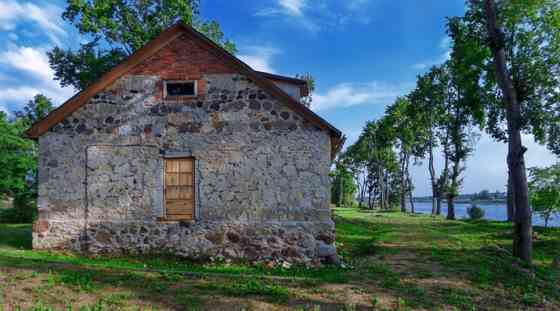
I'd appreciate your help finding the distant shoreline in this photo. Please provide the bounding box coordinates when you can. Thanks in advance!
[413,199,506,204]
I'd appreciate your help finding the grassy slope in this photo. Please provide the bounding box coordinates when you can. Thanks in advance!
[1,209,559,310]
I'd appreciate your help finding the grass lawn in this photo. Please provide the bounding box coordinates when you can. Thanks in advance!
[1,209,560,310]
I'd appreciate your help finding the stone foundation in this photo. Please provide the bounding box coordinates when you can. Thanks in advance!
[33,220,337,264]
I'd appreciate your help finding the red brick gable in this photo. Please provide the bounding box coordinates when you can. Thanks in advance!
[129,33,236,97]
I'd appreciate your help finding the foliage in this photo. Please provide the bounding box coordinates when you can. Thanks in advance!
[14,94,55,128]
[529,164,560,228]
[0,204,36,224]
[295,72,315,108]
[330,163,357,207]
[0,112,36,197]
[0,190,38,224]
[457,1,560,153]
[342,119,402,210]
[0,95,53,223]
[49,0,236,90]
[467,204,485,220]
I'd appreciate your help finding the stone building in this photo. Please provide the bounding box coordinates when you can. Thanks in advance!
[26,23,344,264]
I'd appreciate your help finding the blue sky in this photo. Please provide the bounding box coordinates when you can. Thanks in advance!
[0,0,557,195]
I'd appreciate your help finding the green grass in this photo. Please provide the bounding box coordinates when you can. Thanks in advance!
[1,208,560,310]
[195,279,290,303]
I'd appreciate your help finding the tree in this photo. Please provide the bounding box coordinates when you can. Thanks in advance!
[49,0,236,90]
[342,120,402,210]
[443,17,486,220]
[408,67,449,216]
[0,113,36,197]
[528,164,560,228]
[0,96,54,222]
[15,94,55,127]
[384,97,421,213]
[330,163,357,207]
[296,73,315,108]
[342,143,369,209]
[457,0,560,263]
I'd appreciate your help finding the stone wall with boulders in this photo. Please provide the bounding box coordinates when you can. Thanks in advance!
[33,71,337,265]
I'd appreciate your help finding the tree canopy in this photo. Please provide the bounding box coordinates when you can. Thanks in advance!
[529,164,560,228]
[49,0,236,90]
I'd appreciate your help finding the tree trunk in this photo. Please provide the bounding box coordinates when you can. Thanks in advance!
[405,154,414,213]
[447,159,460,221]
[339,171,344,207]
[358,178,366,208]
[368,187,373,209]
[437,128,451,216]
[384,170,391,210]
[447,193,456,220]
[507,172,515,221]
[484,0,532,264]
[428,138,437,215]
[408,191,415,213]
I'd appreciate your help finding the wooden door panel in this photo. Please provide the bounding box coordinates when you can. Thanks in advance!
[164,158,194,220]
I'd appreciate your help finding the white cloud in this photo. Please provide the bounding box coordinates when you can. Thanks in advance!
[0,1,65,44]
[256,0,305,17]
[238,46,281,73]
[0,86,42,103]
[312,81,413,111]
[0,46,53,81]
[279,0,305,16]
[255,0,372,32]
[0,45,75,112]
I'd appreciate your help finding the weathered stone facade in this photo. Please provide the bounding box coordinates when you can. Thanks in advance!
[33,33,338,265]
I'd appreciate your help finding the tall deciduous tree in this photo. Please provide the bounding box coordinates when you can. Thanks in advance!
[443,17,486,220]
[0,112,35,197]
[343,120,401,210]
[49,0,236,90]
[15,94,55,127]
[459,0,560,263]
[408,67,449,215]
[528,164,560,228]
[384,97,426,213]
[330,162,357,207]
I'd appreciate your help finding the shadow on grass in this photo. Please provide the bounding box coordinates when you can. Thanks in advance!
[0,254,374,310]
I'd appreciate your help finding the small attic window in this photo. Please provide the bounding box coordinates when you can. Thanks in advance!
[164,81,197,98]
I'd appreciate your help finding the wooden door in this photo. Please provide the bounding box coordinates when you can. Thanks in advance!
[164,158,195,220]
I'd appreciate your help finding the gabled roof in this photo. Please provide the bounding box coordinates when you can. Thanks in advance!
[25,22,344,158]
[256,71,309,97]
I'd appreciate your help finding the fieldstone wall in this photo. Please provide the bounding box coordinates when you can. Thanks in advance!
[33,73,337,265]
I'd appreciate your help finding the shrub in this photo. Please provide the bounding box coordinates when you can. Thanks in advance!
[467,204,485,220]
[0,193,36,224]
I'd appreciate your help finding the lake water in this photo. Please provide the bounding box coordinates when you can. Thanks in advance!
[410,201,560,227]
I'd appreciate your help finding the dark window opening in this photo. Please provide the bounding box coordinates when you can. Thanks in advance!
[165,81,196,97]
